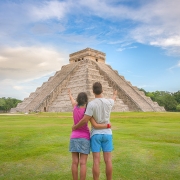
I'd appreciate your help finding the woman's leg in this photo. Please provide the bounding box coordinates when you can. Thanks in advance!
[71,152,79,180]
[79,153,88,180]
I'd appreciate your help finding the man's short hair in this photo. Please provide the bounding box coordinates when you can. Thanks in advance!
[93,82,102,95]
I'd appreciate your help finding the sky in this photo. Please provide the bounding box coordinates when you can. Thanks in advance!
[0,0,180,100]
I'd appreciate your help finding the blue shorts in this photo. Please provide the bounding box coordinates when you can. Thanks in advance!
[69,138,90,154]
[91,134,113,152]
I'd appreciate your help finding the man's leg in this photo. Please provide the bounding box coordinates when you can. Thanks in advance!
[102,134,113,180]
[91,135,102,180]
[92,152,101,180]
[103,152,112,180]
[79,153,88,180]
[71,152,79,180]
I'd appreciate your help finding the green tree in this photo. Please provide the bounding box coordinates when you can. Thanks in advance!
[139,90,179,112]
[150,91,177,111]
[139,88,147,95]
[0,97,22,112]
[173,91,180,104]
[161,94,177,111]
[0,98,6,111]
[176,104,180,112]
[146,92,155,101]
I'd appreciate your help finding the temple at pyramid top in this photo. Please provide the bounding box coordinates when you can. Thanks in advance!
[69,48,106,63]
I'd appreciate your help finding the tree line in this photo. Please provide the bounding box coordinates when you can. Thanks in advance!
[0,90,180,112]
[0,97,22,112]
[139,89,180,112]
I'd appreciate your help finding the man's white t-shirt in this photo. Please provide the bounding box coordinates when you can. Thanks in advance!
[85,98,114,137]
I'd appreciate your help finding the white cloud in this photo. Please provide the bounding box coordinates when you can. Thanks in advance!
[77,0,180,55]
[38,62,49,67]
[116,41,137,52]
[117,48,125,52]
[126,1,180,55]
[109,40,124,45]
[0,46,66,81]
[0,45,67,99]
[13,86,24,90]
[80,0,180,25]
[1,79,15,86]
[1,0,180,56]
[150,36,180,47]
[59,34,100,46]
[168,60,180,71]
[0,56,7,62]
[30,0,70,21]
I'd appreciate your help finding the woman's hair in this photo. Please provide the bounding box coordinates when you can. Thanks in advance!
[76,92,88,106]
[93,82,102,95]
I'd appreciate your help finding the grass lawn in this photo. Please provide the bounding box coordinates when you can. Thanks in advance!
[0,112,180,180]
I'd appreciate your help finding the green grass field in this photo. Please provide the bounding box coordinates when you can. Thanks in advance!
[0,112,180,180]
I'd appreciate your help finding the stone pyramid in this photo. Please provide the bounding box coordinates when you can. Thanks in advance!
[11,48,165,113]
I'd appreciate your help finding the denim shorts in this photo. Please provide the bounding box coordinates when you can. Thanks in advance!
[91,134,113,152]
[69,138,90,154]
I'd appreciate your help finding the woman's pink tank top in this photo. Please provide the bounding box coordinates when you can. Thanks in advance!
[70,106,90,140]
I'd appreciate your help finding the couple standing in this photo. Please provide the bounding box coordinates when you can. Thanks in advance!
[69,82,117,180]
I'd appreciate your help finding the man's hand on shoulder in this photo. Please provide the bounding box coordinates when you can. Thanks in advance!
[72,115,91,131]
[72,124,76,131]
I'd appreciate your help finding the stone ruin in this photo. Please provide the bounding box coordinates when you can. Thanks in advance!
[11,48,165,113]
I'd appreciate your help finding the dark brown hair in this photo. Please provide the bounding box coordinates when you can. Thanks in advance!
[93,82,102,95]
[76,92,88,106]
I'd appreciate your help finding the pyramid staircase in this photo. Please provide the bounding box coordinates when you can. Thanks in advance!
[48,59,129,112]
[11,59,165,113]
[94,62,165,112]
[10,62,79,113]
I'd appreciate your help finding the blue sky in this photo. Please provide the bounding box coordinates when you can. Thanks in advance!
[0,0,180,100]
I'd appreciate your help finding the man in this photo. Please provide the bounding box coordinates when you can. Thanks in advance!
[72,82,117,180]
